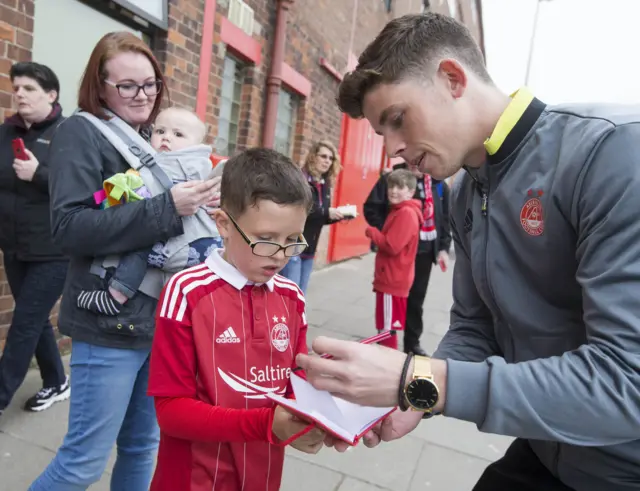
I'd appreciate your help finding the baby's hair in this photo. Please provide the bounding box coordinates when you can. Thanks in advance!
[157,107,206,142]
[387,168,417,191]
[221,148,312,217]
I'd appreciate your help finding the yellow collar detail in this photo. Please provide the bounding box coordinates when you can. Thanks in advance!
[484,87,535,156]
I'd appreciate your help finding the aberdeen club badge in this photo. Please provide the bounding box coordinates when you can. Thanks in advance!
[271,316,290,352]
[520,189,544,236]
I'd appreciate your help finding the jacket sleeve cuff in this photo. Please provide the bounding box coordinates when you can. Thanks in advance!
[443,359,490,426]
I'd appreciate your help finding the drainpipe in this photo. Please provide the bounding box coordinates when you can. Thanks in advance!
[262,0,294,148]
[195,0,217,119]
[476,0,487,63]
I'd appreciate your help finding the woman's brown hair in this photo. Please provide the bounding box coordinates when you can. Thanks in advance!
[302,140,342,185]
[77,32,167,122]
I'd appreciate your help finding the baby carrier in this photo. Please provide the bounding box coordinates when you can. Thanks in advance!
[76,110,218,299]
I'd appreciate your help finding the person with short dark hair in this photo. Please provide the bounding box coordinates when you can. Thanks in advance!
[0,61,69,417]
[298,12,640,491]
[365,168,422,350]
[148,148,324,491]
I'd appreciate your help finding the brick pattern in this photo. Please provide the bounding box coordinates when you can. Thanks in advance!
[0,0,35,348]
[0,0,482,345]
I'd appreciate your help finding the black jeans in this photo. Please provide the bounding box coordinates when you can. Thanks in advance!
[0,254,68,409]
[473,439,575,491]
[404,251,434,351]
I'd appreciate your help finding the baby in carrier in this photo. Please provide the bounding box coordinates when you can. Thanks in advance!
[77,107,222,316]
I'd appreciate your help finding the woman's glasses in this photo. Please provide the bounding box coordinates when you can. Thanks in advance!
[104,80,162,99]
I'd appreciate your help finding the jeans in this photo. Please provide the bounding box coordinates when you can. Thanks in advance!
[279,256,314,295]
[109,248,150,300]
[0,254,67,409]
[29,341,159,491]
[110,237,224,299]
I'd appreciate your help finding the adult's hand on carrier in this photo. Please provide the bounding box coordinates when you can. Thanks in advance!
[296,336,407,407]
[170,179,218,217]
[205,176,222,216]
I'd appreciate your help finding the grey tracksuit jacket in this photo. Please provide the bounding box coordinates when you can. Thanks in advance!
[434,98,640,490]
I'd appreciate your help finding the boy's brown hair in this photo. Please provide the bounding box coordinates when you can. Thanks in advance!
[337,13,491,119]
[221,148,313,216]
[387,169,417,192]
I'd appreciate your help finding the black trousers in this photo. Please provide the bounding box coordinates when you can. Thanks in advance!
[0,254,68,409]
[403,251,433,351]
[473,439,575,491]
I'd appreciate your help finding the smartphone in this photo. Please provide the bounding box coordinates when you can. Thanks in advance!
[208,159,227,180]
[12,138,29,160]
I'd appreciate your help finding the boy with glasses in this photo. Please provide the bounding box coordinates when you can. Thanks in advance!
[148,148,325,491]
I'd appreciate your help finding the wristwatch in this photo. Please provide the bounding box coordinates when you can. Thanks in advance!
[403,356,440,416]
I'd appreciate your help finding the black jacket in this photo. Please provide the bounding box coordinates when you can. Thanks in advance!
[302,174,338,257]
[363,163,452,263]
[48,114,184,350]
[0,105,66,261]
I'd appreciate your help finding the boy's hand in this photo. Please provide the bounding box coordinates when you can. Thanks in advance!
[437,251,449,272]
[365,226,375,238]
[272,406,325,454]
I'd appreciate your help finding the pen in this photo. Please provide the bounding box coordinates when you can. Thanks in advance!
[292,330,397,372]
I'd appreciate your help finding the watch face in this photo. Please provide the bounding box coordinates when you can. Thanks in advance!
[406,378,439,411]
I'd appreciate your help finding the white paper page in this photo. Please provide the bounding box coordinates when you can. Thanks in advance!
[265,390,354,442]
[333,397,395,436]
[290,374,345,427]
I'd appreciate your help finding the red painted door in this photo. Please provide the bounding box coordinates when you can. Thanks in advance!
[327,114,385,263]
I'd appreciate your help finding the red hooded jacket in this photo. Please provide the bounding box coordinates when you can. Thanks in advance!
[366,199,423,298]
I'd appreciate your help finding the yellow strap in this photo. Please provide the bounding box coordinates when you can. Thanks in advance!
[484,87,535,156]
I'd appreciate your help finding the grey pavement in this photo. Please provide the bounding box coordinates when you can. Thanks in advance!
[0,254,512,490]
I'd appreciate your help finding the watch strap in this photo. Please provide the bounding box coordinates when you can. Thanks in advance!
[413,355,432,379]
[398,352,414,411]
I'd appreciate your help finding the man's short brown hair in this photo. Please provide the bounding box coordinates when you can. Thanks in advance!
[387,169,417,191]
[221,148,312,217]
[337,13,491,119]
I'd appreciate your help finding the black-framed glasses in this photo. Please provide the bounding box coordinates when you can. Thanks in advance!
[225,211,308,257]
[104,79,162,99]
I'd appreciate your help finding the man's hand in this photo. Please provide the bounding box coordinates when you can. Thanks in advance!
[437,250,450,272]
[365,226,375,239]
[297,337,448,412]
[13,149,39,181]
[272,406,325,454]
[170,179,219,217]
[296,337,407,407]
[324,410,423,452]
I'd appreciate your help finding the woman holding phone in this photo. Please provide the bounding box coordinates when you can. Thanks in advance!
[0,62,69,418]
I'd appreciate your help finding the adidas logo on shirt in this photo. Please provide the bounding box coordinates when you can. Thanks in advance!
[392,320,403,329]
[216,327,241,344]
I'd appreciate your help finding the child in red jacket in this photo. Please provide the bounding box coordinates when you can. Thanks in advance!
[365,169,422,350]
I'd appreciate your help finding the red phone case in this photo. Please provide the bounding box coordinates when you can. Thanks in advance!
[12,138,28,160]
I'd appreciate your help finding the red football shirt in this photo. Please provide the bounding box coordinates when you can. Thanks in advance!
[148,250,308,491]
